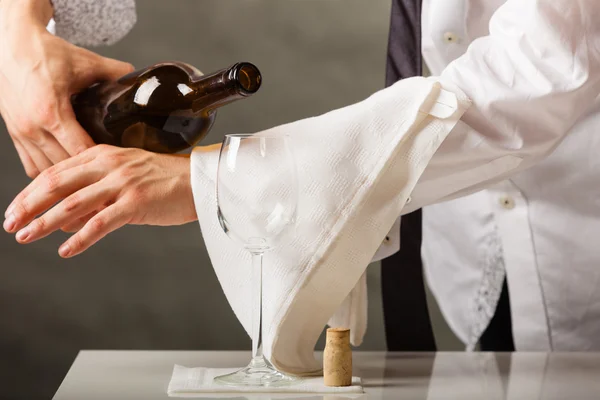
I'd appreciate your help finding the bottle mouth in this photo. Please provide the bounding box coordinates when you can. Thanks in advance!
[231,63,262,95]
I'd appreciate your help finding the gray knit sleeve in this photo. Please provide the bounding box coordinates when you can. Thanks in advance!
[50,0,137,47]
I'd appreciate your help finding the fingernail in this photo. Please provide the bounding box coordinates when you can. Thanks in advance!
[16,227,30,242]
[3,213,16,232]
[5,204,14,218]
[59,243,71,258]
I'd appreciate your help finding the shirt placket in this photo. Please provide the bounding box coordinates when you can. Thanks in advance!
[487,181,552,350]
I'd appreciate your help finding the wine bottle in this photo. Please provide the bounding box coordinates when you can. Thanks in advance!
[72,62,262,153]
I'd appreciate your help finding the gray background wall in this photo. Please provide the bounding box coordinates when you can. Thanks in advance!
[0,1,459,399]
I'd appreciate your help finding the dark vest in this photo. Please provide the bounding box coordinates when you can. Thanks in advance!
[381,0,437,351]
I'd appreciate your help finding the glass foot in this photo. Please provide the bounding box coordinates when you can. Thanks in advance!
[214,356,296,387]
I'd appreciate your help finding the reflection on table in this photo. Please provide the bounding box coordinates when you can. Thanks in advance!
[53,351,600,400]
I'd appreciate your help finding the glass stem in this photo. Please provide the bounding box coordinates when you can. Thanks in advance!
[251,251,264,362]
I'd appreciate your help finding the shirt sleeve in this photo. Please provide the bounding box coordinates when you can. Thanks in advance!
[403,0,600,214]
[49,0,137,47]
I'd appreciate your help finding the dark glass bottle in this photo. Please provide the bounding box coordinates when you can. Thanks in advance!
[71,62,262,153]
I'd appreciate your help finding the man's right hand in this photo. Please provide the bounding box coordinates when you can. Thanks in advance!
[0,0,134,178]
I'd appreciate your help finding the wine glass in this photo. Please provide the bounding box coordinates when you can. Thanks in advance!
[214,133,298,387]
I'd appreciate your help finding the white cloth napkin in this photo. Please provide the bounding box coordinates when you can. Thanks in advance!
[167,365,363,398]
[191,76,470,375]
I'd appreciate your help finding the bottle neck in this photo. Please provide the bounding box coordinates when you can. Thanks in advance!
[190,62,261,112]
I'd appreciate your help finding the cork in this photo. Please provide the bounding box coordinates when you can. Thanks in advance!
[323,328,352,387]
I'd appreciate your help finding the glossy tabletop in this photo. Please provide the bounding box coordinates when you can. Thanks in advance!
[53,351,600,399]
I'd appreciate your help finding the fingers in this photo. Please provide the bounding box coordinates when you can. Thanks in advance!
[21,139,53,172]
[92,55,135,82]
[15,182,112,244]
[4,98,71,170]
[48,55,133,157]
[72,50,135,91]
[11,137,39,178]
[33,130,71,164]
[61,210,97,233]
[7,80,74,165]
[4,114,47,177]
[58,203,129,258]
[4,159,103,232]
[52,103,96,156]
[5,147,99,218]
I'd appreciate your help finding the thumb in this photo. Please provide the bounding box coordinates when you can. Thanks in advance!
[72,53,135,92]
[92,56,136,82]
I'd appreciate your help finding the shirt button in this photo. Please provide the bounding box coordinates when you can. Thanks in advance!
[406,196,412,204]
[499,196,515,209]
[443,31,459,44]
[384,236,390,244]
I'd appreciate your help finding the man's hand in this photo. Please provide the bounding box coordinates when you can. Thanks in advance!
[3,145,197,258]
[0,0,134,178]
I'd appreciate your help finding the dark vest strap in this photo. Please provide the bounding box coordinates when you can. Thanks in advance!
[381,0,436,351]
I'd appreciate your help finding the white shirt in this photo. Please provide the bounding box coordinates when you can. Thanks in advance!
[377,0,600,351]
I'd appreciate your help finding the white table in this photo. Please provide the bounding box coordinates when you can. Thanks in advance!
[53,351,600,399]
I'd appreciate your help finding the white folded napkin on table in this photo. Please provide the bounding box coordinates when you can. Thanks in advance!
[167,365,363,398]
[191,77,470,375]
